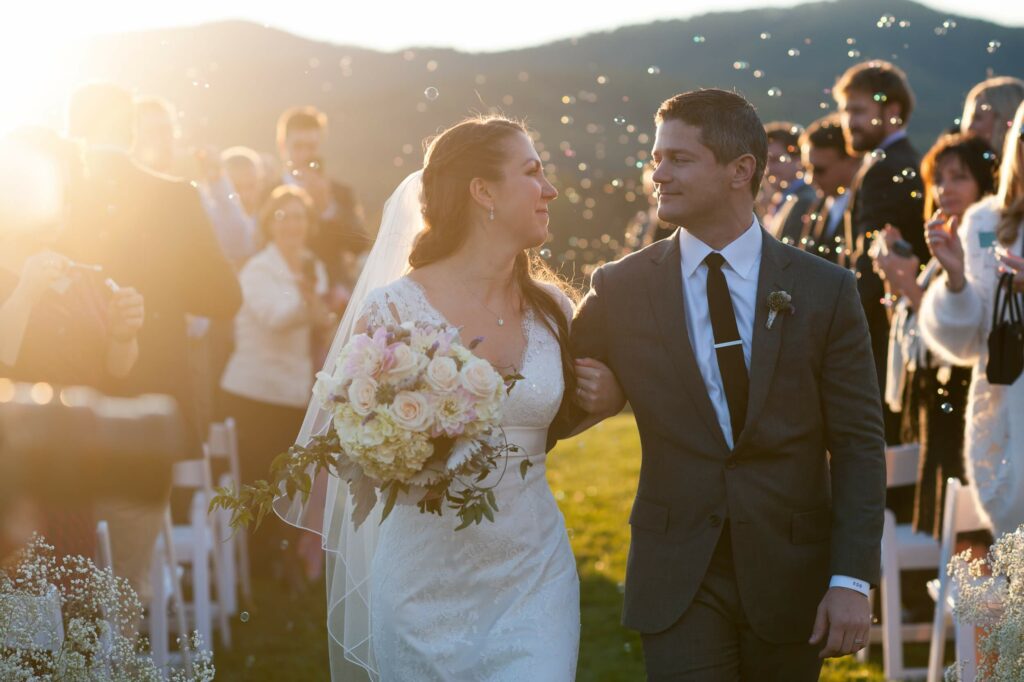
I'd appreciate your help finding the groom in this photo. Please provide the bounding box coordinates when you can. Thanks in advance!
[569,89,885,680]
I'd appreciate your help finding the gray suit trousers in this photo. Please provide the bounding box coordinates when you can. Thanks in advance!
[641,523,823,682]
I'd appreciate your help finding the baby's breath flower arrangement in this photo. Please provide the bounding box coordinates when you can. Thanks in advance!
[0,535,214,681]
[946,525,1024,681]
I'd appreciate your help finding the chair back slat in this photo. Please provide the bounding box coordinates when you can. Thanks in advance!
[886,443,920,488]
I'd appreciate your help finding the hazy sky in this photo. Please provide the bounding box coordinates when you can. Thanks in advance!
[6,0,1021,52]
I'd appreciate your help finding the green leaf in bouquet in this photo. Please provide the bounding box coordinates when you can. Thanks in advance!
[380,481,407,523]
[486,489,498,512]
[350,470,379,530]
[520,458,533,479]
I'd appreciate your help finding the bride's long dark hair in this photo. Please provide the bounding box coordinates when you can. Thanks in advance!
[410,115,577,397]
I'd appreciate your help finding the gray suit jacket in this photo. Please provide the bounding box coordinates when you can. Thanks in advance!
[569,229,885,641]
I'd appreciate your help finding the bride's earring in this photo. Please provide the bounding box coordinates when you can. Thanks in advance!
[489,206,495,221]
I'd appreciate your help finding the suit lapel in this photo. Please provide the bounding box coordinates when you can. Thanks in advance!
[648,231,731,452]
[735,232,794,451]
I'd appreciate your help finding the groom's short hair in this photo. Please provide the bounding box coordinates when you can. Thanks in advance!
[655,89,767,197]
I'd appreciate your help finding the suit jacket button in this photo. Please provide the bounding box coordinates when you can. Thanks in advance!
[709,514,722,528]
[726,458,737,469]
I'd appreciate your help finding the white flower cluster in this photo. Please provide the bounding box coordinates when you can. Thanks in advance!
[0,535,215,681]
[313,322,507,484]
[947,525,1024,681]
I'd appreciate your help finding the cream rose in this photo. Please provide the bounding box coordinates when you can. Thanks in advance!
[425,356,459,392]
[347,376,378,416]
[385,343,424,382]
[389,391,433,432]
[460,358,501,398]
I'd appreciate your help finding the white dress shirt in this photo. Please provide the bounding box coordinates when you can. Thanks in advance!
[678,217,869,597]
[679,217,761,451]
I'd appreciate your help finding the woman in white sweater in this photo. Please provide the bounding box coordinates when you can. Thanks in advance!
[919,102,1024,537]
[220,184,332,576]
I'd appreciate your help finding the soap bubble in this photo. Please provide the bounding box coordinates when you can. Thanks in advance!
[767,87,782,98]
[646,65,661,75]
[423,87,439,100]
[540,248,552,259]
[987,40,1002,54]
[240,612,250,623]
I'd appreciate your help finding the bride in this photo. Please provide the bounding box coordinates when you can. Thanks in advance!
[279,115,625,681]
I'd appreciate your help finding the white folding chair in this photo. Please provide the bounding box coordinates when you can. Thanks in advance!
[95,520,113,572]
[207,418,251,610]
[873,443,941,680]
[926,479,991,682]
[149,510,194,678]
[167,446,232,651]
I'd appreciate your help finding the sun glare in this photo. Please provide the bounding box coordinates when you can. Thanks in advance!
[0,27,72,136]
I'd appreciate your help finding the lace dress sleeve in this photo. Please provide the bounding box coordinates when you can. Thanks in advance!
[355,285,402,331]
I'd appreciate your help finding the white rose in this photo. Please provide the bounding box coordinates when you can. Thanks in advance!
[425,356,459,393]
[384,343,424,382]
[460,358,501,398]
[389,391,433,432]
[312,370,343,406]
[347,377,378,416]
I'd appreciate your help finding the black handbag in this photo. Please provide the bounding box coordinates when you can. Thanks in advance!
[986,271,1024,385]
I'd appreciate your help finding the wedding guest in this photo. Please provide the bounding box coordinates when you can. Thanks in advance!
[961,76,1024,157]
[219,185,332,579]
[919,102,1024,537]
[134,96,255,266]
[797,114,862,263]
[62,83,241,600]
[763,121,819,243]
[0,128,145,558]
[276,105,370,287]
[835,59,927,443]
[874,133,997,537]
[221,146,266,223]
[622,167,672,253]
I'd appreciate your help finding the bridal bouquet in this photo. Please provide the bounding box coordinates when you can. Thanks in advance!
[213,322,527,532]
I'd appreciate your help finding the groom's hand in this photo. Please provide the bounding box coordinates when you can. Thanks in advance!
[809,587,871,659]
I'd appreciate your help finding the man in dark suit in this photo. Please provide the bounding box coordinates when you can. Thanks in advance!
[275,106,370,287]
[569,89,885,680]
[834,60,927,443]
[763,122,819,245]
[61,83,242,599]
[796,114,863,264]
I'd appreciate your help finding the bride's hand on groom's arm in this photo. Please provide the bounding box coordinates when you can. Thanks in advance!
[573,358,625,418]
[809,587,871,659]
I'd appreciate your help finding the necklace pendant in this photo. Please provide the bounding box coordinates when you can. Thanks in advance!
[497,318,504,326]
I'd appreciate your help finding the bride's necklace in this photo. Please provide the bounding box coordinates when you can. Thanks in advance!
[453,276,517,327]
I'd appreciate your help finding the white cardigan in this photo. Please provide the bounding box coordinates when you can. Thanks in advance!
[918,196,1024,536]
[220,244,327,408]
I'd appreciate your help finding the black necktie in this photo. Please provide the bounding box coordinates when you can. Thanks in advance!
[704,253,749,443]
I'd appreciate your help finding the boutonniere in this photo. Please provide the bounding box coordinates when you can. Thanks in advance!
[766,291,795,330]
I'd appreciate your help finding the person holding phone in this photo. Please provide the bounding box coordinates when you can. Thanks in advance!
[0,128,145,559]
[276,106,371,288]
[918,102,1024,538]
[219,184,331,585]
[873,132,997,538]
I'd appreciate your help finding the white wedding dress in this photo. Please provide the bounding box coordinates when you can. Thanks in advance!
[355,276,580,681]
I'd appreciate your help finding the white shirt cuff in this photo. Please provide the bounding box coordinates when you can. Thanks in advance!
[830,574,870,596]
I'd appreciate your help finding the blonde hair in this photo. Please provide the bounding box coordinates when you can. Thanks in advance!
[962,77,1024,155]
[996,101,1024,246]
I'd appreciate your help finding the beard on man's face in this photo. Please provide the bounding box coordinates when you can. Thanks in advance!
[846,125,887,154]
